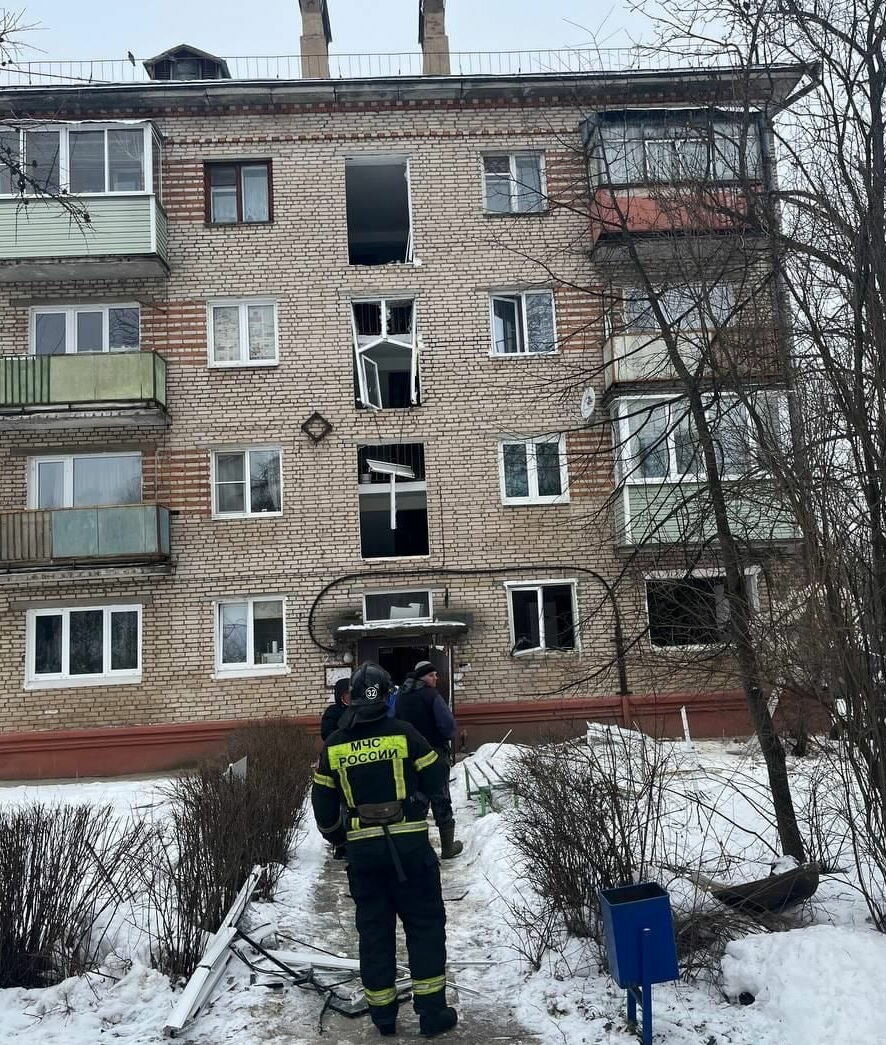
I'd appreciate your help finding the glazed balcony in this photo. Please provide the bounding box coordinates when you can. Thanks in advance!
[0,504,171,568]
[0,351,168,430]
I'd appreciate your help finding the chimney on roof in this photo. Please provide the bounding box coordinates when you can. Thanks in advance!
[299,0,332,79]
[419,0,450,76]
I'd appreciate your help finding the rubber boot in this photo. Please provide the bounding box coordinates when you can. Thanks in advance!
[419,1006,458,1037]
[439,821,463,859]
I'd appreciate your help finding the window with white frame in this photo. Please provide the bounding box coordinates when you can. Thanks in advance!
[363,590,432,624]
[358,444,429,559]
[208,300,278,366]
[490,290,556,355]
[645,572,758,648]
[594,115,762,185]
[616,393,787,484]
[216,597,286,674]
[483,153,545,213]
[29,452,142,509]
[499,435,569,504]
[0,122,155,196]
[623,284,735,332]
[508,582,577,654]
[31,304,140,355]
[352,298,419,408]
[212,448,281,517]
[27,604,141,686]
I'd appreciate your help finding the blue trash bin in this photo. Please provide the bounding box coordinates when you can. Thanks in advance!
[599,882,679,988]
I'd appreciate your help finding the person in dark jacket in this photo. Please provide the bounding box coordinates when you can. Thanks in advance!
[321,677,350,741]
[395,661,463,859]
[312,662,458,1038]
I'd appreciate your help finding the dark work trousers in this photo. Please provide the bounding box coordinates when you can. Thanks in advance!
[430,747,454,827]
[346,838,448,1027]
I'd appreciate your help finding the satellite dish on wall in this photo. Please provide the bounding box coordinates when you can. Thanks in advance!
[579,387,597,420]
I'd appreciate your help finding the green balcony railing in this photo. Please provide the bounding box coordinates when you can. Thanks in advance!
[0,505,171,566]
[614,482,798,546]
[0,351,167,412]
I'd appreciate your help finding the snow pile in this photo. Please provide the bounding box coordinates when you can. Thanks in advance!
[721,924,886,1045]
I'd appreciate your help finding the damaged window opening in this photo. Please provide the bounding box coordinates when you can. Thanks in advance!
[352,298,419,409]
[645,573,758,648]
[358,444,428,559]
[508,582,577,654]
[363,590,433,624]
[346,157,413,266]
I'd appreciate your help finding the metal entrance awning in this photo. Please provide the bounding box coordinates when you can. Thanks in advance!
[335,619,469,642]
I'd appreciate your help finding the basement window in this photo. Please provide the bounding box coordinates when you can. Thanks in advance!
[346,157,413,266]
[507,581,577,654]
[358,444,428,559]
[646,573,758,648]
[352,298,419,408]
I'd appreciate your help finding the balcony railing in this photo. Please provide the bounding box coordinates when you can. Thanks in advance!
[0,504,171,567]
[0,195,168,281]
[0,351,167,415]
[0,47,743,86]
[614,482,797,546]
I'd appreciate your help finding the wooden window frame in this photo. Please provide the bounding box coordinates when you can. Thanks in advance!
[204,160,274,225]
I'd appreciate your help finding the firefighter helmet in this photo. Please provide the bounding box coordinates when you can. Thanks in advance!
[347,662,392,722]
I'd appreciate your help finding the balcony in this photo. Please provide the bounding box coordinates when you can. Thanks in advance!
[0,195,168,282]
[613,482,797,547]
[0,351,168,430]
[0,504,171,569]
[603,331,781,392]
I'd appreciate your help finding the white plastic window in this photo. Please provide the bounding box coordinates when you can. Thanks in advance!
[212,448,282,517]
[31,304,140,355]
[500,436,569,504]
[490,291,556,355]
[28,605,142,685]
[209,300,278,366]
[352,298,418,409]
[216,597,286,673]
[483,153,545,212]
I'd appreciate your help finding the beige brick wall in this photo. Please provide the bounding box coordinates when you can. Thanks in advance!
[0,93,754,735]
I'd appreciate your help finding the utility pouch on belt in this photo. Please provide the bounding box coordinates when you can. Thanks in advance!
[355,802,408,883]
[356,801,404,826]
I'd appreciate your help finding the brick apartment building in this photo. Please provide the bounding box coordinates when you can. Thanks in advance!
[0,2,809,777]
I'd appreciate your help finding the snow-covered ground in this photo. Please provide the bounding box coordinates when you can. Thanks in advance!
[0,739,884,1044]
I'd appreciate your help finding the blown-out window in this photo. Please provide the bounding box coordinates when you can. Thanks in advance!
[352,298,419,408]
[507,582,577,654]
[645,572,759,647]
[358,444,428,559]
[345,157,412,266]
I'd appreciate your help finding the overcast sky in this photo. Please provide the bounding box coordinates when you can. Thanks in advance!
[11,1,652,63]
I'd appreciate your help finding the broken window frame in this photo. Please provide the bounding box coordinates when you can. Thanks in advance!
[489,289,557,356]
[214,595,287,677]
[644,569,760,649]
[357,444,429,560]
[29,303,141,355]
[498,434,570,505]
[505,580,579,655]
[362,589,434,625]
[482,152,546,213]
[345,155,414,266]
[351,297,420,409]
[26,604,142,688]
[207,298,279,367]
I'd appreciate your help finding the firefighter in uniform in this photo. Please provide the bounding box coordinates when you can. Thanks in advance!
[311,662,459,1038]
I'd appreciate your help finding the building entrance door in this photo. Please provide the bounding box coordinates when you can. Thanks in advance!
[377,644,429,687]
[356,636,450,705]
